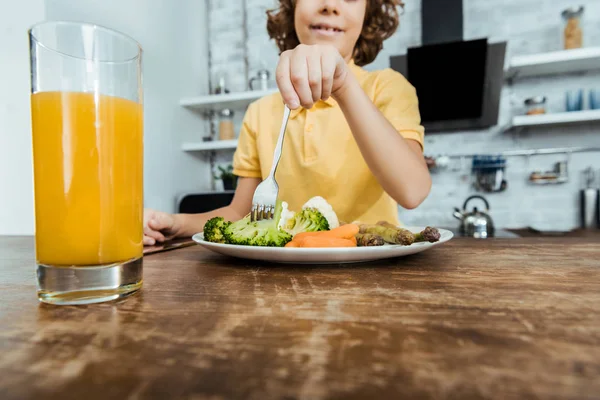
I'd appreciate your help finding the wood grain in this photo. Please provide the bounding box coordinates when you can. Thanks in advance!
[0,235,599,400]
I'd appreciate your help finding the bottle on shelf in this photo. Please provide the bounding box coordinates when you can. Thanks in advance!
[218,108,235,141]
[562,7,584,50]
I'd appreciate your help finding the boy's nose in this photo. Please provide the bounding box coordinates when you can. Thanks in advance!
[320,0,340,15]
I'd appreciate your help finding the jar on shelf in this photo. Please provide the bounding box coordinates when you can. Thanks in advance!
[218,108,235,140]
[249,69,271,91]
[524,96,547,115]
[562,6,584,50]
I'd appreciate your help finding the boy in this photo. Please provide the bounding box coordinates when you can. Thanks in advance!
[144,0,430,245]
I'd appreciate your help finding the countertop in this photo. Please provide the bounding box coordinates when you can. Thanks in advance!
[1,235,599,399]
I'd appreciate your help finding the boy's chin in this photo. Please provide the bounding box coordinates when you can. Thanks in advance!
[302,37,343,50]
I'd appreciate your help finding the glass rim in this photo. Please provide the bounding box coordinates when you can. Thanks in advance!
[28,20,143,64]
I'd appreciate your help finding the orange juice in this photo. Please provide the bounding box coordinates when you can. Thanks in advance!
[31,91,143,266]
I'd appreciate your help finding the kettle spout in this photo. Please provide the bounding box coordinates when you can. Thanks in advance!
[453,207,464,220]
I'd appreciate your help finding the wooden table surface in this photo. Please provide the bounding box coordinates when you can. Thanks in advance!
[1,235,599,400]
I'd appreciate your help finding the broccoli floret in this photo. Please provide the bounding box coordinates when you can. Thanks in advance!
[224,218,292,247]
[223,200,292,247]
[281,208,329,236]
[203,217,231,243]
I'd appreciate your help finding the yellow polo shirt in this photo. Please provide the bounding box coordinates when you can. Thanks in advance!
[232,60,424,225]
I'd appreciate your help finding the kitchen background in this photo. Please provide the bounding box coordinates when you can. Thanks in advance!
[1,0,599,235]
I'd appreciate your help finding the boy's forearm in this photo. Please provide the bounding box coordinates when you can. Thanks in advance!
[336,76,432,209]
[174,206,245,238]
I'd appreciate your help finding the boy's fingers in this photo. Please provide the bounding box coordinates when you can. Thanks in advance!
[276,52,299,109]
[332,51,348,95]
[150,212,174,230]
[142,208,175,245]
[148,220,168,241]
[321,52,336,101]
[143,209,155,227]
[144,224,165,242]
[290,49,313,109]
[307,50,322,104]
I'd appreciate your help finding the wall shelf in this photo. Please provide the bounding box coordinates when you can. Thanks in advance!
[509,109,600,128]
[506,47,600,79]
[182,140,238,194]
[180,89,277,111]
[182,140,238,152]
[528,177,569,185]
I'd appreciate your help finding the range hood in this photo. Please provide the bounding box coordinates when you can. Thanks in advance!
[390,0,506,133]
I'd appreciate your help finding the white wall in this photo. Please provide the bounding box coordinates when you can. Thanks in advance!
[0,0,45,235]
[0,0,211,235]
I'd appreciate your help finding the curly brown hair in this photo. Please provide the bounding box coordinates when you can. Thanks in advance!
[266,0,404,66]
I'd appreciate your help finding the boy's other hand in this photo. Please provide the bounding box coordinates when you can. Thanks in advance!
[276,44,349,110]
[143,209,181,246]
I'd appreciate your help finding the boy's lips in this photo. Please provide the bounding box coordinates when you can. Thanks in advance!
[309,23,344,37]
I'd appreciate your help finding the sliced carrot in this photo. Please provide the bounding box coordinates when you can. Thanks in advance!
[291,232,316,241]
[297,236,356,248]
[293,224,359,241]
[285,240,300,248]
[326,224,360,238]
[292,232,320,241]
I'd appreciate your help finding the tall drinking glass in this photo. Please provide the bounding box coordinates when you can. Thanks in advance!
[29,21,144,305]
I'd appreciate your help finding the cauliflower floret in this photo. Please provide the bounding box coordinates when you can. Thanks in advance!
[277,201,295,231]
[301,196,339,229]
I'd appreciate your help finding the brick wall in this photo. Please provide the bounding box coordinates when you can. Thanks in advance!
[208,0,600,231]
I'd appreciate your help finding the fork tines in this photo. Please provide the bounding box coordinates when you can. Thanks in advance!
[251,203,274,222]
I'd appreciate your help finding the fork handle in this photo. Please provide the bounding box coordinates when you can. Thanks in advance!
[267,105,291,178]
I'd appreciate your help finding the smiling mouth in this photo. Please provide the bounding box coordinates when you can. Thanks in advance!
[310,24,343,33]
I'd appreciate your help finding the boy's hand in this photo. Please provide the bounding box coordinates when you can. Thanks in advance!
[143,209,181,245]
[276,44,349,110]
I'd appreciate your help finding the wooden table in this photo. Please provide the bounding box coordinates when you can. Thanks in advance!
[1,236,599,399]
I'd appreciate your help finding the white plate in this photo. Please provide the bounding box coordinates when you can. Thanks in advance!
[191,226,453,264]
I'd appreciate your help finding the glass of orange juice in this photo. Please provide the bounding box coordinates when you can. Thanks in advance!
[29,21,144,305]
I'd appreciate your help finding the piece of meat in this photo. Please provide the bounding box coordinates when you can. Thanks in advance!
[358,224,415,245]
[355,233,385,247]
[414,226,441,243]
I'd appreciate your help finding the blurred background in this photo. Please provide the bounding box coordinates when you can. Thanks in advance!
[1,0,599,236]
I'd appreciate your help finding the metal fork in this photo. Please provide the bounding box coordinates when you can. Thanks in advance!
[250,105,291,222]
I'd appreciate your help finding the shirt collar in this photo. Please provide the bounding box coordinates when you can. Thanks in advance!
[289,58,365,119]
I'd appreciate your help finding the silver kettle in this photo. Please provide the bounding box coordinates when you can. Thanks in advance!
[453,195,495,238]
